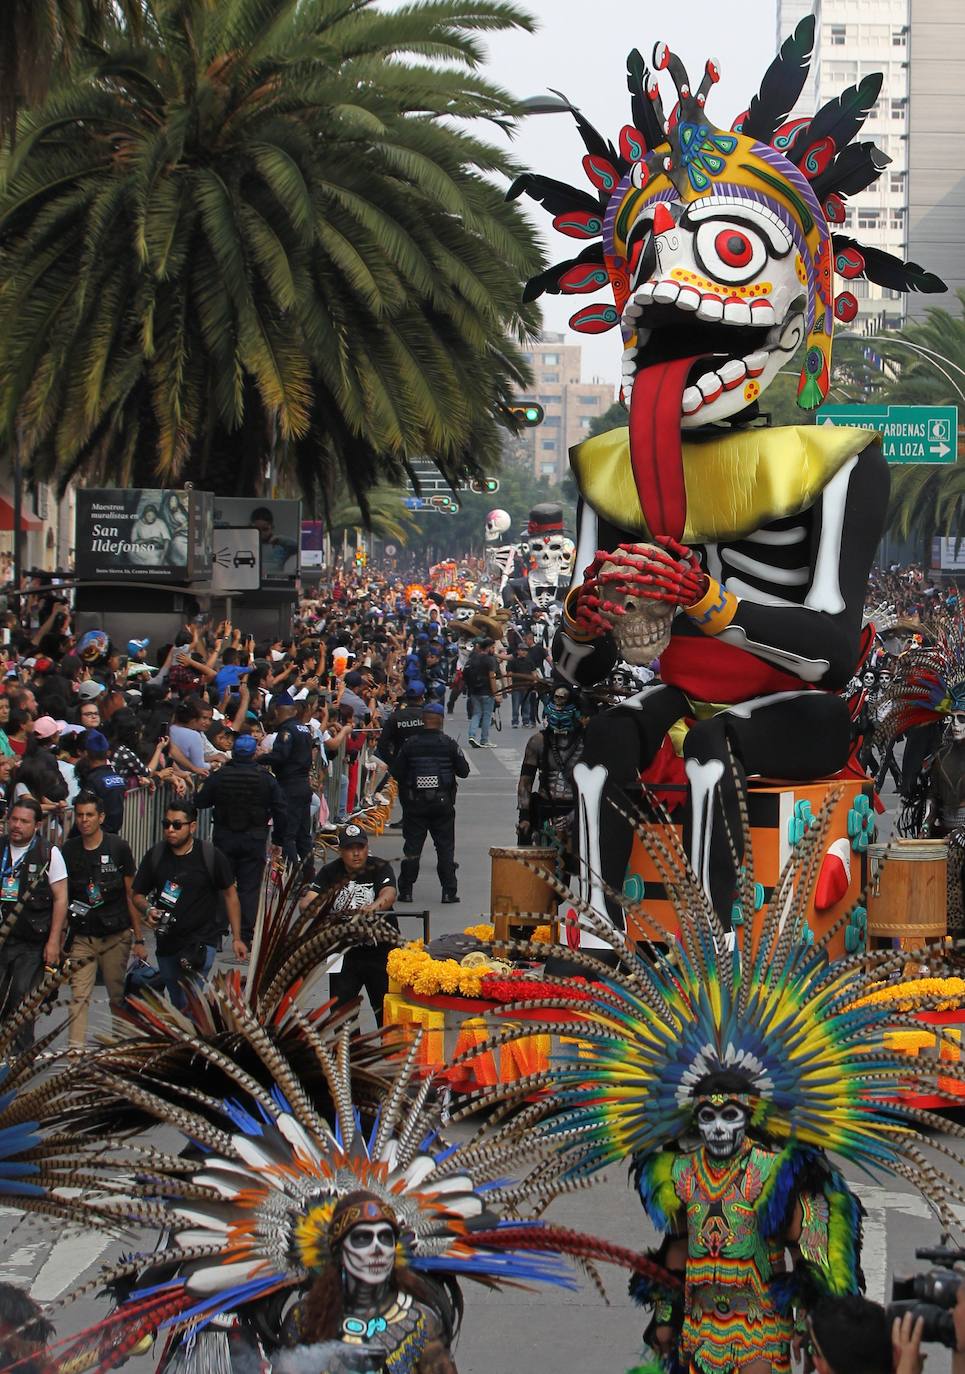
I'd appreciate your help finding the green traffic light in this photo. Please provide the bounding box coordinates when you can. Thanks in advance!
[525,406,541,422]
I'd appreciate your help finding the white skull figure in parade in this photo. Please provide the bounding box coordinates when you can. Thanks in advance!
[598,547,675,664]
[485,509,512,543]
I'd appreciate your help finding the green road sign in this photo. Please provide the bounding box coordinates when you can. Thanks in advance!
[816,403,958,464]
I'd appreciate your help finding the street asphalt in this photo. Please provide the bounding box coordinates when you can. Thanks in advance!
[1,719,961,1373]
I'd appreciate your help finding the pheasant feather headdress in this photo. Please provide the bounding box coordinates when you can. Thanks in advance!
[452,793,965,1236]
[881,604,965,741]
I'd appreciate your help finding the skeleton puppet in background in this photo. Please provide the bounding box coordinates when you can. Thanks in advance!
[512,25,945,930]
[526,504,569,610]
[483,508,518,595]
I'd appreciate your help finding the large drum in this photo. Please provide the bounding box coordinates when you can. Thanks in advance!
[489,846,558,942]
[867,839,948,943]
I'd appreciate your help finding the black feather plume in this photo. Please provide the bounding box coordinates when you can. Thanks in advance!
[743,15,815,144]
[812,141,890,200]
[626,48,664,150]
[546,88,624,170]
[522,244,606,303]
[507,173,601,217]
[832,235,947,294]
[791,72,883,164]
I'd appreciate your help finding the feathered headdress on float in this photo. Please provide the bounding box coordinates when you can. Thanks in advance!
[450,795,965,1244]
[880,604,965,742]
[512,17,945,408]
[0,882,676,1372]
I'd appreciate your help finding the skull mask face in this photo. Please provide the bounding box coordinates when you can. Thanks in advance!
[340,1222,397,1287]
[530,534,567,584]
[485,509,511,543]
[599,548,674,664]
[950,711,965,743]
[695,1100,749,1158]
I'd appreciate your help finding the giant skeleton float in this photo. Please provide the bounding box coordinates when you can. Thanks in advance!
[4,18,965,1374]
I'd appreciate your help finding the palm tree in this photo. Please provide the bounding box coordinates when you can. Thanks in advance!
[0,0,542,506]
[0,0,143,145]
[325,485,418,545]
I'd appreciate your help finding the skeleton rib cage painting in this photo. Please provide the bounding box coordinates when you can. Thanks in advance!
[511,16,947,932]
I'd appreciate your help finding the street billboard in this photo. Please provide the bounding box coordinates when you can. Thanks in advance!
[301,520,326,568]
[75,488,213,581]
[212,498,301,586]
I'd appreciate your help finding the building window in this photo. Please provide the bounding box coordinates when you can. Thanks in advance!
[890,216,903,230]
[542,352,560,365]
[543,372,559,383]
[892,27,906,45]
[543,414,561,426]
[578,395,600,406]
[854,279,871,298]
[857,208,880,230]
[889,172,904,195]
[519,352,532,363]
[541,440,557,451]
[891,98,906,121]
[830,24,846,44]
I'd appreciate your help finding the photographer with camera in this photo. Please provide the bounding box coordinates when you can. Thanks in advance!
[131,801,246,1007]
[887,1247,965,1373]
[62,790,143,1047]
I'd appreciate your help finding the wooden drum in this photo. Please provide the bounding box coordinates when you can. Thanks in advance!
[489,846,558,943]
[867,839,948,943]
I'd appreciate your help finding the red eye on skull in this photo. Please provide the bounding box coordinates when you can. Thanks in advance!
[715,230,753,268]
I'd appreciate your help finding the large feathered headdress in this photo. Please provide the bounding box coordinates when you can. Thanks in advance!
[881,605,965,741]
[452,794,965,1236]
[0,879,675,1372]
[511,17,945,408]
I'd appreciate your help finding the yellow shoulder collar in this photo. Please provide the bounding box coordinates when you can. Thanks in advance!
[570,424,877,543]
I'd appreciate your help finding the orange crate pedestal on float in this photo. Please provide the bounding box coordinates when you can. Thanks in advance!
[383,981,585,1094]
[883,1011,965,1110]
[623,778,875,962]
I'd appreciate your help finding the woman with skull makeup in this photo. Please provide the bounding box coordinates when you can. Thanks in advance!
[510,22,946,936]
[278,1193,458,1374]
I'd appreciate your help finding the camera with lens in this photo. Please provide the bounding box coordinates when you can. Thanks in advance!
[888,1254,964,1349]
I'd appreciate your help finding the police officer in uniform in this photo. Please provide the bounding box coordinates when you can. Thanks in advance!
[197,734,287,941]
[391,703,470,904]
[262,691,314,864]
[375,680,429,769]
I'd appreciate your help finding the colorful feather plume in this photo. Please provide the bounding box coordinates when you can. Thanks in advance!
[0,863,677,1371]
[881,603,965,741]
[452,793,965,1238]
[790,73,883,167]
[831,234,947,295]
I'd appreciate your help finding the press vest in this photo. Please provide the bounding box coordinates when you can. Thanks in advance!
[211,762,275,835]
[0,835,53,942]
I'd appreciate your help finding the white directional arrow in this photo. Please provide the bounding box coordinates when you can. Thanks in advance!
[930,442,951,458]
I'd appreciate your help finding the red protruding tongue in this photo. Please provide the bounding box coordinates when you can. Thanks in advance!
[629,354,704,541]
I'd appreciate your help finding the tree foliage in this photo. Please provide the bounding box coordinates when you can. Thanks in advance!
[0,0,543,510]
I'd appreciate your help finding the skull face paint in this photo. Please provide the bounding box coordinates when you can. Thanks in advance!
[695,1100,749,1158]
[598,549,675,664]
[341,1222,397,1287]
[951,711,965,743]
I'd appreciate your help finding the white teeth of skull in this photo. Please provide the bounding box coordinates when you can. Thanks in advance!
[718,359,747,389]
[624,302,643,320]
[722,300,752,325]
[696,297,724,322]
[750,300,776,325]
[635,282,656,304]
[744,349,768,377]
[697,372,723,402]
[675,286,701,311]
[651,280,680,305]
[681,386,703,414]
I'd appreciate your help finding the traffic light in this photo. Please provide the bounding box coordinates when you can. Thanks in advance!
[467,478,500,494]
[500,402,545,426]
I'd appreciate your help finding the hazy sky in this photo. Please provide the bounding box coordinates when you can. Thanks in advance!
[479,0,780,388]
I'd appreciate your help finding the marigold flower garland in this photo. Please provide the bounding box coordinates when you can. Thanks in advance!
[850,976,965,1013]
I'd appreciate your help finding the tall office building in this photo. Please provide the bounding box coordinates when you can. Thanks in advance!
[776,0,912,330]
[513,333,614,481]
[905,0,965,315]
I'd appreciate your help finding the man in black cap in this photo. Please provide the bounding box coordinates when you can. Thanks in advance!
[390,703,469,904]
[261,691,314,864]
[197,734,288,942]
[375,680,428,770]
[299,823,397,1023]
[79,730,127,834]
